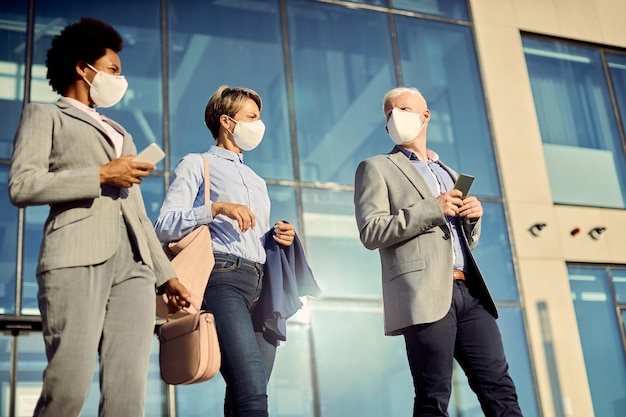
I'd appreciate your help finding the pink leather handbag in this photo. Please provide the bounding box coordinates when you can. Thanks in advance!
[156,155,215,319]
[158,309,221,385]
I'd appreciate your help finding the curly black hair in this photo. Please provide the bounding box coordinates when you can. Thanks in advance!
[46,17,124,95]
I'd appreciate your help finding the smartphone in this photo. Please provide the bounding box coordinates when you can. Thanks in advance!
[133,143,165,165]
[453,174,474,198]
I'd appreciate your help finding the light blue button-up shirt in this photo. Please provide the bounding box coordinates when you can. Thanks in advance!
[396,146,471,272]
[155,145,270,263]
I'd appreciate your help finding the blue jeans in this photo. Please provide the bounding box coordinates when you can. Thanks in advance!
[403,279,523,417]
[202,253,277,417]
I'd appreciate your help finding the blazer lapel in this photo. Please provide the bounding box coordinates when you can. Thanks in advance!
[56,100,117,161]
[103,117,132,156]
[386,148,434,199]
[387,148,457,239]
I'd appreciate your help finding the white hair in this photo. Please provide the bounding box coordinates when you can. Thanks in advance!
[382,87,425,114]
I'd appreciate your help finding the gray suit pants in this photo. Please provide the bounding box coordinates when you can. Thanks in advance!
[34,220,157,417]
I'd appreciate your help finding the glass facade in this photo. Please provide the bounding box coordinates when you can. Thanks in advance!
[523,37,626,209]
[568,266,626,417]
[0,1,545,416]
[0,1,27,160]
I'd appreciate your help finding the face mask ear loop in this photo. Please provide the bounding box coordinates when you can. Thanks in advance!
[224,115,236,138]
[82,63,97,88]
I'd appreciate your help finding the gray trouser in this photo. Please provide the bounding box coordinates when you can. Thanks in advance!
[34,220,157,417]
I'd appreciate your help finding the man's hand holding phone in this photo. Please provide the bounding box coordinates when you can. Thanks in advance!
[437,174,482,219]
[453,174,482,220]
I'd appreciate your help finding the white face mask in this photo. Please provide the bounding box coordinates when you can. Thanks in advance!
[386,108,426,145]
[227,116,266,151]
[83,63,128,108]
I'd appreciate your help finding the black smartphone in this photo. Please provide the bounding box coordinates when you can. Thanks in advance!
[453,174,474,198]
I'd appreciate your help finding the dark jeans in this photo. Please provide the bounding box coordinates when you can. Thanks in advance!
[202,253,277,417]
[403,280,523,417]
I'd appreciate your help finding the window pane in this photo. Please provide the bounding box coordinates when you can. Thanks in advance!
[0,166,18,315]
[568,266,626,417]
[268,185,298,232]
[0,333,12,414]
[302,188,381,299]
[497,307,539,417]
[140,175,165,224]
[22,206,46,316]
[310,299,413,417]
[395,16,500,197]
[15,333,45,417]
[607,53,626,143]
[146,337,168,417]
[523,38,626,208]
[473,202,518,302]
[613,268,626,304]
[31,0,165,164]
[345,0,386,6]
[268,325,315,417]
[175,374,226,416]
[168,0,292,180]
[391,0,469,21]
[287,0,396,185]
[0,3,27,159]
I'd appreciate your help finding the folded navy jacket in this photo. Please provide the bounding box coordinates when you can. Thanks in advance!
[253,228,322,343]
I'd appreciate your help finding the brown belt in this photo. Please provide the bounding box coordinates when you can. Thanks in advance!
[453,270,466,280]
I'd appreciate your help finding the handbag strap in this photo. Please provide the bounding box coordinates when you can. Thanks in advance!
[202,154,210,205]
[167,305,199,321]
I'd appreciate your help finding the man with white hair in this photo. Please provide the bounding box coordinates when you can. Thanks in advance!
[354,87,523,416]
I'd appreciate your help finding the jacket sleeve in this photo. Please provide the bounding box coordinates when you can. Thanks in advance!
[354,158,447,251]
[154,154,214,242]
[131,183,177,288]
[9,103,101,208]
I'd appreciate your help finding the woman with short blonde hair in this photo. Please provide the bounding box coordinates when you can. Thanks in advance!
[156,85,295,417]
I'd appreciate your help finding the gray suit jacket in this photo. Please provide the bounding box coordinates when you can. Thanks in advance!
[354,147,497,336]
[9,99,175,287]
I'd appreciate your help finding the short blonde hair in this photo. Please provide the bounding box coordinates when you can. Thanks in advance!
[382,87,425,115]
[204,85,263,139]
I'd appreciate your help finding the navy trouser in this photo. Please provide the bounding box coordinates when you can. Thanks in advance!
[403,279,523,417]
[203,253,277,417]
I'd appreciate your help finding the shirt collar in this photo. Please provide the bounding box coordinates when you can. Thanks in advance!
[209,144,245,163]
[61,96,98,115]
[394,145,440,162]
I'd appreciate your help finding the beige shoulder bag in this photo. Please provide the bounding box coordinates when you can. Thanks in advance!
[156,154,215,318]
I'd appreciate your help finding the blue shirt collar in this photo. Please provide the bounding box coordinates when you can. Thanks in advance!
[394,145,440,162]
[208,144,245,163]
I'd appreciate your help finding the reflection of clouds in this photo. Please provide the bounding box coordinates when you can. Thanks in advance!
[301,188,381,297]
[302,188,358,238]
[300,66,391,183]
[303,212,358,239]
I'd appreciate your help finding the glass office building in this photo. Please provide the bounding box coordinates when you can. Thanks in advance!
[0,0,625,416]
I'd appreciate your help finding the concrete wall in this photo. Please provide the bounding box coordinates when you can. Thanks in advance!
[470,0,626,416]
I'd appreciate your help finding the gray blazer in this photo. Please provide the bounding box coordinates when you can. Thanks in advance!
[354,147,497,336]
[9,99,175,286]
